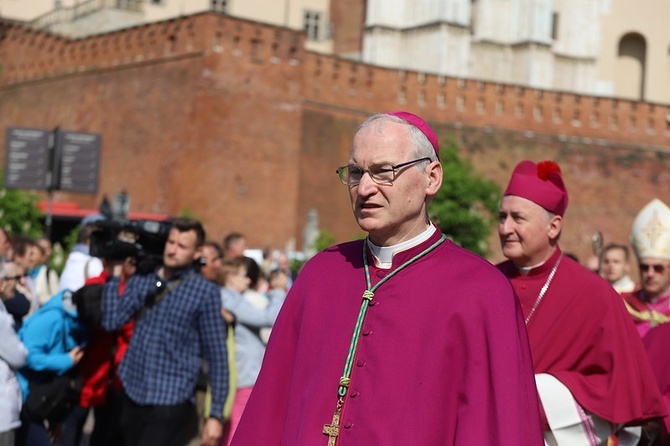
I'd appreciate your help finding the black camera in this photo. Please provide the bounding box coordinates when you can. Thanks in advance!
[89,219,172,265]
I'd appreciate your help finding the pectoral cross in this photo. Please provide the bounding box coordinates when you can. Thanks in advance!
[323,410,341,446]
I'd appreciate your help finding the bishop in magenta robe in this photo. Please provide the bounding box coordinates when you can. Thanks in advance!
[497,159,666,444]
[231,230,544,445]
[498,249,667,429]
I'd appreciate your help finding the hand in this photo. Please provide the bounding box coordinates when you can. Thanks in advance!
[68,346,84,365]
[221,308,235,324]
[109,261,125,278]
[121,257,138,280]
[48,423,63,444]
[202,417,224,446]
[270,271,289,290]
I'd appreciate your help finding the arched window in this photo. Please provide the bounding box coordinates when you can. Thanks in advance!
[616,33,646,100]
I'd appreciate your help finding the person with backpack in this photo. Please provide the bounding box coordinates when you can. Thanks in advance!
[69,255,137,446]
[15,288,86,446]
[58,220,104,293]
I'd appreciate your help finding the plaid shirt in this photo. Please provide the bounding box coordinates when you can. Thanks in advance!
[102,267,228,417]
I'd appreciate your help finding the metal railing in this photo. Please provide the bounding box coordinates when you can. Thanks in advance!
[30,0,143,30]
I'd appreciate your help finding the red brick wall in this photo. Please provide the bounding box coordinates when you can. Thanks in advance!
[1,12,669,266]
[0,14,305,249]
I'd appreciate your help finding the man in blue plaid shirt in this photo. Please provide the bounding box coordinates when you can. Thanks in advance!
[102,217,228,446]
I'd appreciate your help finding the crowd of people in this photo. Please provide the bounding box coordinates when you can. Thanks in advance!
[0,223,290,446]
[0,110,669,446]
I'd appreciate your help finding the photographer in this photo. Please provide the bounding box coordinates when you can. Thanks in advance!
[101,217,228,446]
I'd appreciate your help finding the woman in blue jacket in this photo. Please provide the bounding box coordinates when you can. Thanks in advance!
[16,289,86,446]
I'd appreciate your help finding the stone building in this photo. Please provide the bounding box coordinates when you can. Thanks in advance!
[361,0,670,103]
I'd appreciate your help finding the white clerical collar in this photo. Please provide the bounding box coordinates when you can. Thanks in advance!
[516,260,547,276]
[367,225,437,269]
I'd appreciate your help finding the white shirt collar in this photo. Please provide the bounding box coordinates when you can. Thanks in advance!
[516,260,547,276]
[367,225,437,269]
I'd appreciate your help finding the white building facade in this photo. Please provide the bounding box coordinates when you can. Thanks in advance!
[363,0,603,93]
[362,0,670,103]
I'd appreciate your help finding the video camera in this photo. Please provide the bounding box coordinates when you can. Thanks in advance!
[89,219,172,270]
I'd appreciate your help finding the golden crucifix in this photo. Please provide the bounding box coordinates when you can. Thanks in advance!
[322,410,340,446]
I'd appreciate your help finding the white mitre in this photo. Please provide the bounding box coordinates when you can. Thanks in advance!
[630,198,670,260]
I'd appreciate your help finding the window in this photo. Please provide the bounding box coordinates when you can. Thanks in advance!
[304,10,327,41]
[618,33,647,100]
[211,0,228,12]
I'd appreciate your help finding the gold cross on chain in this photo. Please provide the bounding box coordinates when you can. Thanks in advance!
[323,410,341,446]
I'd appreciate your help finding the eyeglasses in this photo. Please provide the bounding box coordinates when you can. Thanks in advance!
[336,157,432,186]
[639,263,669,274]
[3,274,25,281]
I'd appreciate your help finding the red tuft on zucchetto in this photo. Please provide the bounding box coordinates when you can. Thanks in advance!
[388,111,440,160]
[504,160,569,216]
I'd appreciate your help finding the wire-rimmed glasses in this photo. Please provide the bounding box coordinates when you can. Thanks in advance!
[336,157,432,186]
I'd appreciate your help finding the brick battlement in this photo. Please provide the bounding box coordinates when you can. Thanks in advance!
[303,53,670,150]
[2,12,669,150]
[0,13,304,86]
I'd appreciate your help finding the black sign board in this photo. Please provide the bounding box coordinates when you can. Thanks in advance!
[54,131,101,193]
[4,127,101,193]
[4,127,51,190]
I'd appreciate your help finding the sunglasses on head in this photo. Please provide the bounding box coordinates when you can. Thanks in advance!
[639,263,668,274]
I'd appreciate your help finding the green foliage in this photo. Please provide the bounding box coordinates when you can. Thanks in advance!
[429,139,501,257]
[289,230,337,274]
[49,241,68,275]
[178,207,198,219]
[0,171,44,237]
[289,258,304,276]
[49,225,80,274]
[313,229,336,253]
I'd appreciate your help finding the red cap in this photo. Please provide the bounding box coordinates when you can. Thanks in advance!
[504,160,569,216]
[388,111,440,160]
